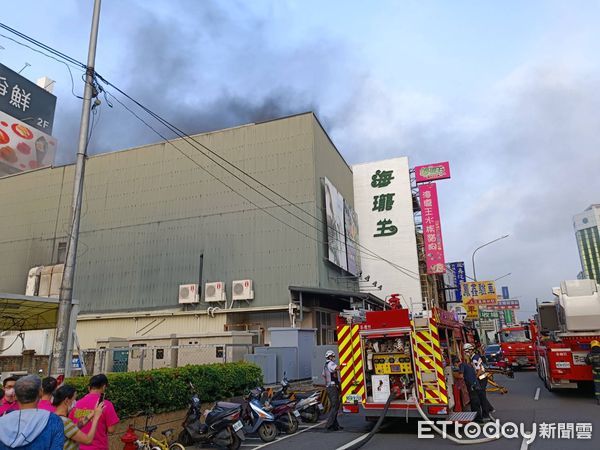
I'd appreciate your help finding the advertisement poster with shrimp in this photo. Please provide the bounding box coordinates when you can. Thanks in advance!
[0,111,57,178]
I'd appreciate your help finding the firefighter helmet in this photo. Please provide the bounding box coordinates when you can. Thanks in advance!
[325,350,336,359]
[463,343,475,352]
[591,340,600,348]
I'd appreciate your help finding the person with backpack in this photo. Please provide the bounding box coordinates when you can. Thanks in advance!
[585,340,600,405]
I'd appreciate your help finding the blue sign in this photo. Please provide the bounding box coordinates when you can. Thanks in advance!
[71,357,81,369]
[448,262,466,301]
[501,286,510,299]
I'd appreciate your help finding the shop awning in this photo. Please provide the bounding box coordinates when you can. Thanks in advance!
[0,293,78,331]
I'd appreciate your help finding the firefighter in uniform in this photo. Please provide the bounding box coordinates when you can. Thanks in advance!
[322,350,343,431]
[585,340,600,405]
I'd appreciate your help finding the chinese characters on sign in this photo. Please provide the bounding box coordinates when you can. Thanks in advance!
[485,299,520,310]
[371,169,398,238]
[0,63,57,134]
[461,281,498,306]
[414,161,451,183]
[448,261,466,301]
[418,183,446,274]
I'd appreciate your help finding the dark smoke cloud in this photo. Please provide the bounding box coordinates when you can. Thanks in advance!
[52,0,336,163]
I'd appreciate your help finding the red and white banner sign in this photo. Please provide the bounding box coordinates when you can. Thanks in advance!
[419,183,446,274]
[484,299,520,310]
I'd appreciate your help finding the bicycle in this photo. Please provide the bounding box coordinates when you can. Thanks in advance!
[133,413,185,450]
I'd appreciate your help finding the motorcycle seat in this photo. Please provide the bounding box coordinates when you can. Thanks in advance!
[145,425,158,433]
[269,399,293,407]
[206,403,241,425]
[294,392,317,400]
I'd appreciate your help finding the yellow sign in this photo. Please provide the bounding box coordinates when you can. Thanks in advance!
[461,281,498,306]
[464,302,479,320]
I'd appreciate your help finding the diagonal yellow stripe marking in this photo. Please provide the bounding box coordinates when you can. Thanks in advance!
[340,345,353,363]
[415,336,435,355]
[337,326,350,341]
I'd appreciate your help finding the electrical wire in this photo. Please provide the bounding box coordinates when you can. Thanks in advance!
[0,32,84,99]
[0,22,422,281]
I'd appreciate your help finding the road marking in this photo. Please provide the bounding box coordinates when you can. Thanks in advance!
[534,387,540,401]
[250,420,326,449]
[520,436,529,450]
[337,434,369,450]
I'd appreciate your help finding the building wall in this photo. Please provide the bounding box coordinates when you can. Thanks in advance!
[0,113,355,315]
[352,157,423,310]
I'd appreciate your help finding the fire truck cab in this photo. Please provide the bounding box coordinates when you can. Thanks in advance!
[496,322,536,369]
[337,305,476,422]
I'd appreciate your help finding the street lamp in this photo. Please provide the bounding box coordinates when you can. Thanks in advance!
[471,234,509,281]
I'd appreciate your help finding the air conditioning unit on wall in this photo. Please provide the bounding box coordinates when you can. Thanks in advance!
[205,282,226,302]
[232,279,254,301]
[178,284,199,304]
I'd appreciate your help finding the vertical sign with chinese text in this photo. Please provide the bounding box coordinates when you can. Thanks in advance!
[448,261,466,301]
[418,183,446,274]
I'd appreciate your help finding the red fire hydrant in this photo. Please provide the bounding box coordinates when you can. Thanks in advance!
[120,426,138,450]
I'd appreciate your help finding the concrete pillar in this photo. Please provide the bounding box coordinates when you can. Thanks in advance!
[21,349,36,373]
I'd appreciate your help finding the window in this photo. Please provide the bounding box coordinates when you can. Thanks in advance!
[316,310,336,345]
[130,344,147,358]
[216,346,224,358]
[56,242,67,264]
[155,349,164,360]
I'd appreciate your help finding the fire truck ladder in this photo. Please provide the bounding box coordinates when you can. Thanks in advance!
[411,316,448,406]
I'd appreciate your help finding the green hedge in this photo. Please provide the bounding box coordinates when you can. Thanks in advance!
[64,362,262,418]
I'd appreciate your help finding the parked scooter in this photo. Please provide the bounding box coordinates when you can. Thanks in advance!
[178,383,245,449]
[251,387,299,434]
[269,375,322,423]
[241,388,279,443]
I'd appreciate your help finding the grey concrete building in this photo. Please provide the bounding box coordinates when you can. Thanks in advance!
[0,113,382,346]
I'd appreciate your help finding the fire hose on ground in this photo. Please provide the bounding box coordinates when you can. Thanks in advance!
[336,389,500,450]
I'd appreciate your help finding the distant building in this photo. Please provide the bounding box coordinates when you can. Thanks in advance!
[573,204,600,282]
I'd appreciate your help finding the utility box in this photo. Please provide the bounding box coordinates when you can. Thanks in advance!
[267,328,316,380]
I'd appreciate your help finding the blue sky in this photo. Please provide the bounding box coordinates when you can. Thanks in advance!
[2,0,600,316]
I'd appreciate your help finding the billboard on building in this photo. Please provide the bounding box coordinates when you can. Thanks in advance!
[447,261,466,301]
[352,157,423,311]
[344,200,361,276]
[324,177,348,271]
[0,63,57,134]
[461,280,498,306]
[414,161,450,183]
[0,111,57,177]
[419,183,446,274]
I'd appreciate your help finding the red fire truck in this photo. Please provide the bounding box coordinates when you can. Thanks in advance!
[337,304,476,421]
[536,280,600,391]
[496,321,536,369]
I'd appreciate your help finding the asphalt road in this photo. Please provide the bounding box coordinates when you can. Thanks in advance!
[235,371,600,450]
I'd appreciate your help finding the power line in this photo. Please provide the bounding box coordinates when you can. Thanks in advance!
[0,22,421,281]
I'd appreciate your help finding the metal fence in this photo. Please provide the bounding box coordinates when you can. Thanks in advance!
[76,343,256,375]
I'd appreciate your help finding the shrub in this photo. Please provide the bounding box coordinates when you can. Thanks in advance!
[64,362,262,418]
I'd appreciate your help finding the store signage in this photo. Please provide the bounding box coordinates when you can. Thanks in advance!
[0,63,57,133]
[447,261,466,301]
[485,299,520,310]
[0,111,58,177]
[414,161,451,183]
[461,281,498,306]
[418,183,446,274]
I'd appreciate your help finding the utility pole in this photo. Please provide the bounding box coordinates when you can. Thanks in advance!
[51,0,102,376]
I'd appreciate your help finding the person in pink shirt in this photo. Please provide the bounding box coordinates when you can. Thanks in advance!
[69,374,119,450]
[38,376,58,413]
[0,377,19,416]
